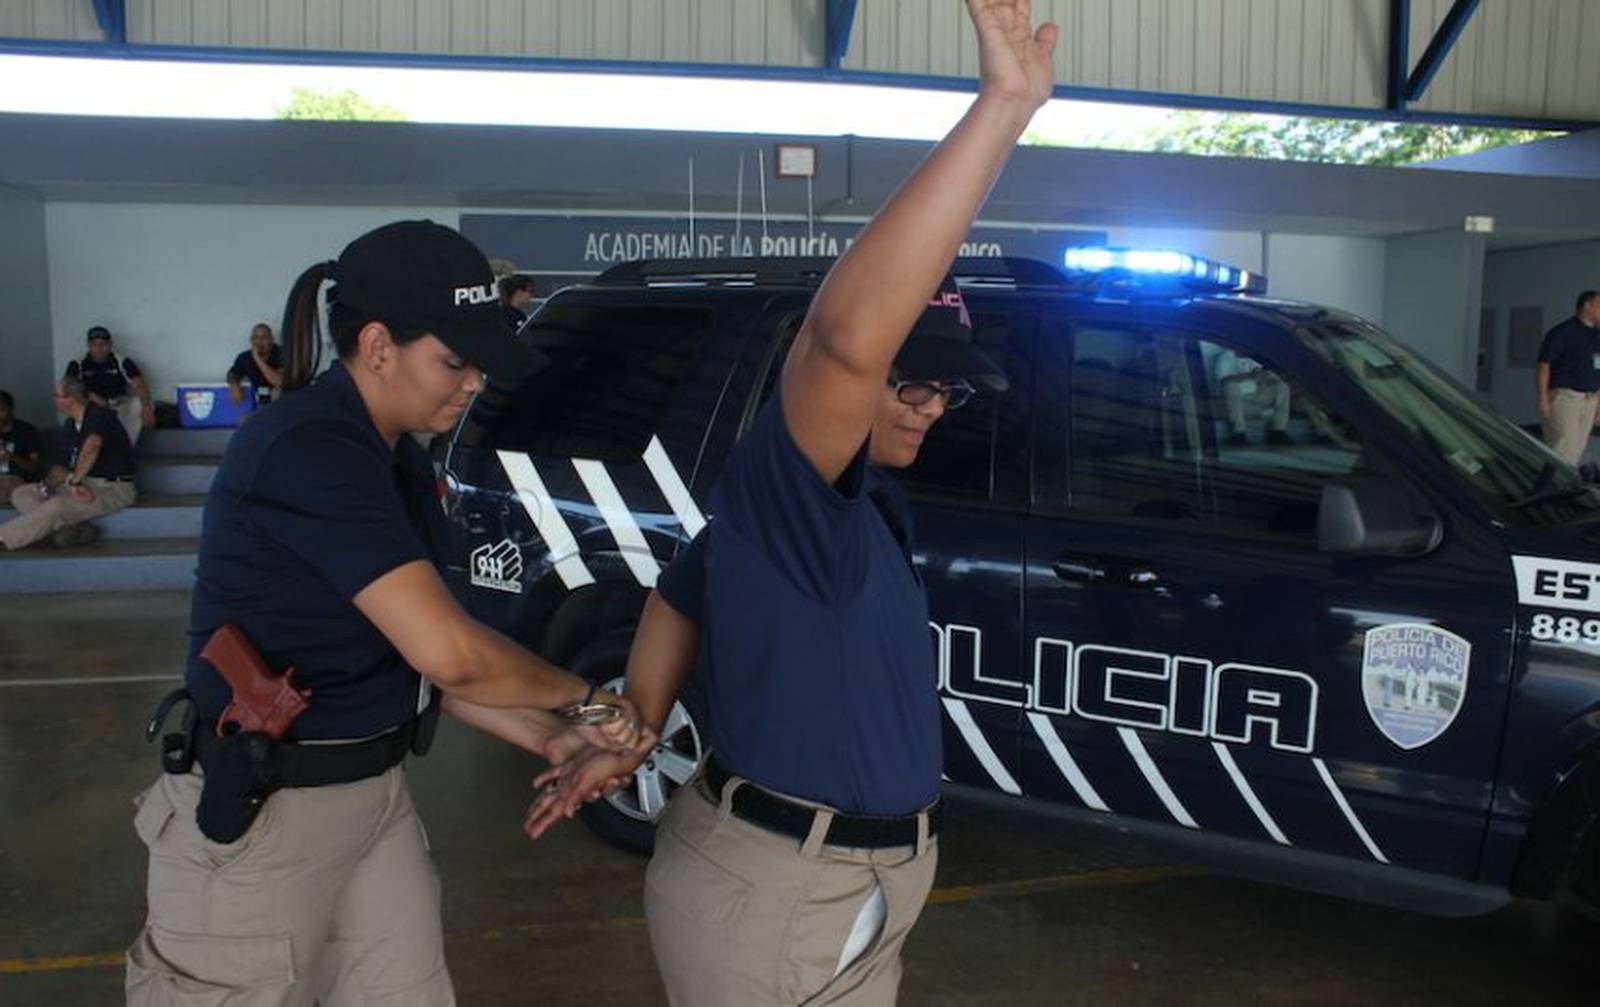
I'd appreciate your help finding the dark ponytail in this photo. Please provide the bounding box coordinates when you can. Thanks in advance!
[280,255,434,395]
[280,260,337,394]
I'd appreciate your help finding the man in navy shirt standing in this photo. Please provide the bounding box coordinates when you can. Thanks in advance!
[1536,290,1600,464]
[527,3,1057,1003]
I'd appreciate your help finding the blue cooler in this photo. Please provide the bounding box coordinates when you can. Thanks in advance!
[178,382,256,428]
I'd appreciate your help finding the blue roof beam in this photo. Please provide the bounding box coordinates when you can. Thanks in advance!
[1404,0,1480,104]
[1386,0,1410,111]
[825,0,858,72]
[90,0,126,45]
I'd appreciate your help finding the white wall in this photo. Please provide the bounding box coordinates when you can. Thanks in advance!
[1382,228,1478,385]
[1264,233,1387,324]
[0,186,55,424]
[46,202,463,401]
[1481,239,1600,423]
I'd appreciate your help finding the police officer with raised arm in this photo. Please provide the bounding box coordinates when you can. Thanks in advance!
[527,4,1059,1003]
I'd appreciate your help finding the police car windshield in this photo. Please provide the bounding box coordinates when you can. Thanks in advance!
[1300,319,1600,524]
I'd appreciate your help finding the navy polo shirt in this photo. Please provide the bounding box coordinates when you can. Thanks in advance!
[185,364,449,740]
[227,346,284,402]
[68,404,136,480]
[1538,316,1600,393]
[656,397,941,816]
[66,352,140,401]
[1,418,42,480]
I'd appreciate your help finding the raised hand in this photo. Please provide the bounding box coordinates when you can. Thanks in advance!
[967,0,1059,108]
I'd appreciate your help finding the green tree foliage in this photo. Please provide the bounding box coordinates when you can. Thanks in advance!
[274,87,408,122]
[1106,111,1551,166]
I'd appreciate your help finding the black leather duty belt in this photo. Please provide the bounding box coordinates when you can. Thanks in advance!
[193,719,418,788]
[702,757,942,850]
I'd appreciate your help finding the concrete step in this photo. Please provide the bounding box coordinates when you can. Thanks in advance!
[138,455,218,496]
[140,428,234,456]
[0,494,204,540]
[0,537,197,593]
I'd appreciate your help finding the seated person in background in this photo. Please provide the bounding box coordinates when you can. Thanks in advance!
[227,322,284,405]
[499,274,536,332]
[1214,347,1290,446]
[65,325,152,445]
[0,389,43,499]
[0,376,137,550]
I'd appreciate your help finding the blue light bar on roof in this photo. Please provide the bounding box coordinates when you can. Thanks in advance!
[1062,245,1266,295]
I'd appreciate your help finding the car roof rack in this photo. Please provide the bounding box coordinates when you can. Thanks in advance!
[591,256,1077,291]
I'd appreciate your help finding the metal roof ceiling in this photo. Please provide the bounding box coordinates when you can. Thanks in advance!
[1,1,1592,129]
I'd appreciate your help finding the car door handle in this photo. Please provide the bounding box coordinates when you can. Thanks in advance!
[1051,555,1106,583]
[1052,553,1165,590]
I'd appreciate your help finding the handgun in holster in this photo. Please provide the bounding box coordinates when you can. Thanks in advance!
[146,624,311,844]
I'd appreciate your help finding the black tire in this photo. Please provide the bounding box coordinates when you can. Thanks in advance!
[568,632,709,856]
[1558,826,1600,925]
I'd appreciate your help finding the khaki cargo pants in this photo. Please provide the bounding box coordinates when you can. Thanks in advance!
[126,765,455,1006]
[645,775,938,1006]
[1544,387,1599,465]
[0,476,135,550]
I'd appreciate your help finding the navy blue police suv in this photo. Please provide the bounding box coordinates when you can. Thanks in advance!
[442,249,1600,917]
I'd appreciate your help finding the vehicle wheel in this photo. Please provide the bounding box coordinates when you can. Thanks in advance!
[1560,826,1600,924]
[569,638,708,856]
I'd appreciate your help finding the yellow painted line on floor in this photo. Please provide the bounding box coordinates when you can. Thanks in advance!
[925,864,1206,905]
[481,863,1206,941]
[2,863,1205,974]
[0,952,125,975]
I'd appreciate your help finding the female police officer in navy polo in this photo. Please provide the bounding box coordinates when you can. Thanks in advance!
[126,221,650,1005]
[528,3,1058,1003]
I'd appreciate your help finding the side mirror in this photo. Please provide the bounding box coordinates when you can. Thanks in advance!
[1318,477,1442,556]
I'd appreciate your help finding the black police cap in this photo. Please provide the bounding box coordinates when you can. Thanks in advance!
[332,221,546,385]
[894,275,1008,392]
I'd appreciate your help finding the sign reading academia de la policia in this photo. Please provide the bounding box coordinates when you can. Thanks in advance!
[461,213,1105,279]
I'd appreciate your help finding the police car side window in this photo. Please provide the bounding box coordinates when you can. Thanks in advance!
[1045,325,1365,542]
[1196,337,1365,539]
[1056,325,1207,520]
[456,302,711,463]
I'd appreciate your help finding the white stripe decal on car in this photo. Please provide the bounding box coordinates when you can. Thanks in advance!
[1212,742,1289,845]
[1312,757,1389,863]
[942,697,1021,795]
[1026,712,1109,811]
[1117,727,1198,829]
[572,458,661,588]
[644,436,707,539]
[495,451,595,590]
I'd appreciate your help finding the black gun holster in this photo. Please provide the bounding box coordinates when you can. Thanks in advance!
[146,688,276,843]
[146,689,441,845]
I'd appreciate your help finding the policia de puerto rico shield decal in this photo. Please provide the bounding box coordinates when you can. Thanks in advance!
[1360,623,1470,750]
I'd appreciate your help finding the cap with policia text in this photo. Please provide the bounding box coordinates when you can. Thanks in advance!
[332,220,547,385]
[894,275,1008,392]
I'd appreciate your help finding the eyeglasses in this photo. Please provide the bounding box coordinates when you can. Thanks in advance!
[889,378,975,410]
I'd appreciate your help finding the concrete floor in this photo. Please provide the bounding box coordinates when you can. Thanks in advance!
[1,591,1594,1006]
